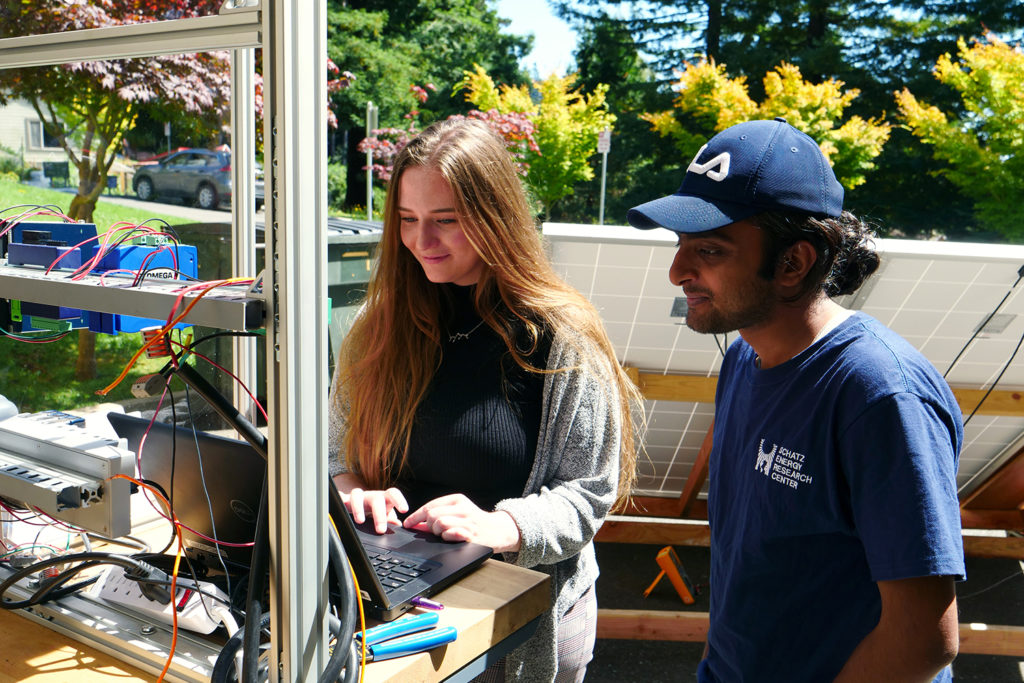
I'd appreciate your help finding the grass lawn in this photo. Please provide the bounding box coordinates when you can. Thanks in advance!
[0,177,193,230]
[1,178,191,413]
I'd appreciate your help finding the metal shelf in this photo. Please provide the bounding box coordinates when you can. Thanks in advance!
[0,1,330,678]
[0,264,263,331]
[0,6,261,69]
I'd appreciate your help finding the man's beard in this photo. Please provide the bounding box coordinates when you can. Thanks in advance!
[684,277,776,335]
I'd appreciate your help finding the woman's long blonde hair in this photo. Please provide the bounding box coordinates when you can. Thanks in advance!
[332,118,641,510]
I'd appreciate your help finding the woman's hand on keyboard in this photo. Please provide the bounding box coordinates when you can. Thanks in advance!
[403,494,521,553]
[345,486,409,534]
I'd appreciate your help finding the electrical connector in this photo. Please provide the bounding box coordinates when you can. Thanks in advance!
[122,561,172,604]
[92,565,229,634]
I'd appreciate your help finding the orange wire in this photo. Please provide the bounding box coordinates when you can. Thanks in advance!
[111,474,184,682]
[329,515,366,679]
[96,277,253,396]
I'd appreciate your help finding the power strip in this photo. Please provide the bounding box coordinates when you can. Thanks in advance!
[91,566,229,634]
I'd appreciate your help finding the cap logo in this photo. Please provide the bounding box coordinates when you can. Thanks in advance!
[687,144,730,182]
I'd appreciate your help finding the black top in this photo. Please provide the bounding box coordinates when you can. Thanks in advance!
[398,285,549,513]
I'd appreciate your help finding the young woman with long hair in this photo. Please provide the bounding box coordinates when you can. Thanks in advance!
[329,118,641,682]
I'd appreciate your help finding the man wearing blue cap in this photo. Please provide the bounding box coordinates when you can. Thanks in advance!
[628,118,964,682]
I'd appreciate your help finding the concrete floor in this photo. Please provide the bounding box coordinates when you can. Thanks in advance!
[588,542,1024,682]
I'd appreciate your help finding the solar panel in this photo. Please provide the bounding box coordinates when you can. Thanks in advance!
[543,222,1024,498]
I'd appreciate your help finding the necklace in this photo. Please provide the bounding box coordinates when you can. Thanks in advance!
[447,318,486,342]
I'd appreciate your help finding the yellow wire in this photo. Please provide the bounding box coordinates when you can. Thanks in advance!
[329,515,367,679]
[111,474,184,682]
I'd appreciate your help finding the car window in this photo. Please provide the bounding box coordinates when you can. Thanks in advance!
[166,154,192,168]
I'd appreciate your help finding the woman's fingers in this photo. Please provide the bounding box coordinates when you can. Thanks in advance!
[343,487,411,533]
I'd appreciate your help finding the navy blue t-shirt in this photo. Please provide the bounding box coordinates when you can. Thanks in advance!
[699,312,965,683]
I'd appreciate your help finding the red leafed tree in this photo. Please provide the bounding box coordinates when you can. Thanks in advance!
[0,1,226,380]
[0,0,230,223]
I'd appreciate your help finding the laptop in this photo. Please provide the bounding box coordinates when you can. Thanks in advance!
[107,411,264,569]
[107,412,493,621]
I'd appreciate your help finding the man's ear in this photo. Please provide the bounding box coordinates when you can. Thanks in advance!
[776,240,817,288]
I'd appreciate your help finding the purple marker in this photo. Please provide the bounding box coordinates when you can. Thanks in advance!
[410,596,444,611]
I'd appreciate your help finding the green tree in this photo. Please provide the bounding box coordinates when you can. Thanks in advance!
[558,12,679,224]
[459,65,616,217]
[644,59,890,191]
[327,0,531,209]
[896,34,1024,241]
[555,0,1024,235]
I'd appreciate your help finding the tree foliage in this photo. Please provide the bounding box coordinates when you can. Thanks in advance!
[643,59,890,190]
[356,83,538,184]
[326,0,531,207]
[0,0,229,223]
[458,65,616,216]
[895,34,1024,239]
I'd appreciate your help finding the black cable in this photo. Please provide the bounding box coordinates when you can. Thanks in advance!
[210,521,359,683]
[242,477,270,683]
[211,612,271,683]
[713,334,726,358]
[184,385,235,622]
[0,552,168,609]
[162,362,359,682]
[962,321,1024,428]
[944,266,1024,379]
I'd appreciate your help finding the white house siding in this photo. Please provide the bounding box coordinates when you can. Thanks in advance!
[0,98,67,166]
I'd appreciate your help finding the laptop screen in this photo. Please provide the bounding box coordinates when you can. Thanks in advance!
[107,412,263,568]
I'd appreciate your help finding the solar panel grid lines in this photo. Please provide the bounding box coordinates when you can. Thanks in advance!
[544,222,1024,500]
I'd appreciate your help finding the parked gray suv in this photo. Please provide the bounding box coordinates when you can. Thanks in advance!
[133,148,264,210]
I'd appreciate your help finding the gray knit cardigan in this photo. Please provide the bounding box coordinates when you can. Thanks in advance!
[328,329,623,682]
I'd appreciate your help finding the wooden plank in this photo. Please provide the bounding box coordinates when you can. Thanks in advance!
[0,609,152,682]
[597,609,709,642]
[958,623,1024,657]
[960,508,1024,531]
[633,373,717,403]
[960,445,1024,511]
[597,517,1023,559]
[962,534,1024,560]
[629,371,1024,418]
[596,516,710,545]
[621,496,683,517]
[596,609,1024,656]
[954,388,1024,417]
[679,421,714,517]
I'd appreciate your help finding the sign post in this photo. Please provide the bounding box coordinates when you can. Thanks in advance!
[365,101,378,220]
[597,128,611,225]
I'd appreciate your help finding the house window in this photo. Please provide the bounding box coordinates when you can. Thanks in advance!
[27,120,62,149]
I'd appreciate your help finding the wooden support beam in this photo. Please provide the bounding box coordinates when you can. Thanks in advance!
[596,609,1024,656]
[960,508,1024,531]
[679,421,713,517]
[954,388,1024,418]
[628,370,1024,418]
[962,534,1024,560]
[633,373,718,403]
[598,516,1024,559]
[597,609,708,642]
[596,516,710,545]
[956,623,1024,657]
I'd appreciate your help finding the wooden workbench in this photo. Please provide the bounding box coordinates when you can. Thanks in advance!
[0,558,549,682]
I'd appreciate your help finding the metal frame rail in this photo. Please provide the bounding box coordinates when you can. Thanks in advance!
[0,1,330,680]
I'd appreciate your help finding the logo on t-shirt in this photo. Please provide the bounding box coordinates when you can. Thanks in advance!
[755,438,813,490]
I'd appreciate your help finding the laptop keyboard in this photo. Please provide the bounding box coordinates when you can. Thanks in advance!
[365,546,436,594]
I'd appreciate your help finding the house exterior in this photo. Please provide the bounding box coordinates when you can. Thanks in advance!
[0,98,67,167]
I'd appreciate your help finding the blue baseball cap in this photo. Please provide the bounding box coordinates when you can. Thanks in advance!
[627,118,844,234]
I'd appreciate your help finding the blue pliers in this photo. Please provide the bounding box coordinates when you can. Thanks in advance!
[355,612,458,662]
